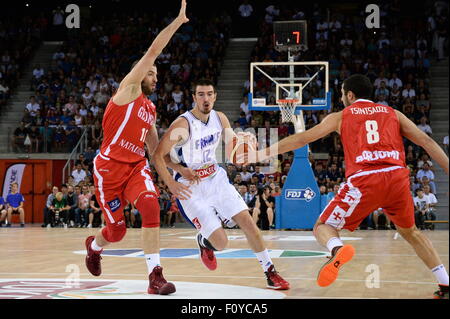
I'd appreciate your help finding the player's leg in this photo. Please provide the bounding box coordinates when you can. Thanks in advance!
[314,177,380,287]
[231,209,289,290]
[383,168,449,299]
[126,162,175,295]
[85,157,129,276]
[213,167,289,290]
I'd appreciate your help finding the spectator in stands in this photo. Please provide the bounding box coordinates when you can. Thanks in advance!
[4,182,25,227]
[417,153,434,170]
[28,126,41,153]
[443,134,449,155]
[372,208,393,230]
[50,191,71,227]
[252,186,275,230]
[39,120,53,152]
[72,163,87,186]
[25,96,40,118]
[240,165,253,183]
[76,185,91,227]
[417,116,433,136]
[326,184,340,203]
[423,184,438,229]
[165,195,180,228]
[88,191,104,228]
[326,163,343,188]
[417,162,437,193]
[0,196,7,227]
[66,185,78,227]
[42,186,58,227]
[11,122,28,152]
[414,188,431,230]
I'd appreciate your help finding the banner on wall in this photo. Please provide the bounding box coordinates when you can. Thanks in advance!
[2,163,26,199]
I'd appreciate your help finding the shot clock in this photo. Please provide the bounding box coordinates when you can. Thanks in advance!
[273,20,308,52]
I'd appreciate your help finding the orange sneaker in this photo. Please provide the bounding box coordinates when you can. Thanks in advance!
[317,244,355,287]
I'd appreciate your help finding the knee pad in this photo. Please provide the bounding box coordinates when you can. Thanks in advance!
[135,191,160,228]
[102,221,126,243]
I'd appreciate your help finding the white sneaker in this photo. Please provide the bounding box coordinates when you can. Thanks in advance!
[87,224,92,228]
[46,224,51,229]
[63,223,68,229]
[70,220,75,227]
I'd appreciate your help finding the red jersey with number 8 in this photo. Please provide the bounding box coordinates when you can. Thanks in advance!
[100,93,156,163]
[340,99,406,178]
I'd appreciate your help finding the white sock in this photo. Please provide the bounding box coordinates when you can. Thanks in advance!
[326,237,344,253]
[145,254,161,274]
[255,249,273,272]
[91,239,103,252]
[432,264,449,285]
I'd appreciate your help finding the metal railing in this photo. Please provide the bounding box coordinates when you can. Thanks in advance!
[62,126,89,184]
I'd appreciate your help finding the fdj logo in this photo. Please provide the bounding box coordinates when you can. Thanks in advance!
[285,188,316,202]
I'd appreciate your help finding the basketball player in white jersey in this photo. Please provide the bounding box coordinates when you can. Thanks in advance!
[153,79,290,290]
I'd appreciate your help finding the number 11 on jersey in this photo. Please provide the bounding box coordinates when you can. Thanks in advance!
[140,128,148,142]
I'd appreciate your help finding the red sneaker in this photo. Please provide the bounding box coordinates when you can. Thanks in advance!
[148,266,176,295]
[265,265,290,290]
[85,236,102,276]
[196,233,217,271]
[433,284,449,299]
[317,244,355,287]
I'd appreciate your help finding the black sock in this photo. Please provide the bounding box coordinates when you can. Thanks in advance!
[199,234,217,251]
[439,284,449,292]
[331,246,343,257]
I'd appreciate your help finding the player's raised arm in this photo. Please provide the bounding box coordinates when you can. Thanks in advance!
[152,117,193,200]
[114,0,189,104]
[396,110,449,175]
[255,111,342,162]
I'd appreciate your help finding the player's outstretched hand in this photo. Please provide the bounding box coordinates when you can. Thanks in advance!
[179,167,200,185]
[177,0,189,24]
[168,180,192,201]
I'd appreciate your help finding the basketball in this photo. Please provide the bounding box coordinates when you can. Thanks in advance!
[228,132,257,165]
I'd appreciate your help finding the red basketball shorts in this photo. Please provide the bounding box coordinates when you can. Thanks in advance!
[320,166,415,231]
[93,154,159,225]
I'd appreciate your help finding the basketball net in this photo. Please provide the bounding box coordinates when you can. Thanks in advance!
[277,99,305,133]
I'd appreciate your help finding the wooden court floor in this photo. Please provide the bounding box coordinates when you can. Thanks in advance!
[0,226,448,299]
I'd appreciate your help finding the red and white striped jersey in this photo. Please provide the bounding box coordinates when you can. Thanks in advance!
[100,93,156,163]
[341,99,406,178]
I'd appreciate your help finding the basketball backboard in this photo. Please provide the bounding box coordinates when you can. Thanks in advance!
[248,61,331,113]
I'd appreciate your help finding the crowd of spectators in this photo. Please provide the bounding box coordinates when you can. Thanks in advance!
[11,9,232,153]
[5,2,448,230]
[0,14,47,114]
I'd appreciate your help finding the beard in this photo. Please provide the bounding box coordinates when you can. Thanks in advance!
[142,84,154,95]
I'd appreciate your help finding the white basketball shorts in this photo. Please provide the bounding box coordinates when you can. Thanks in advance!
[176,166,248,239]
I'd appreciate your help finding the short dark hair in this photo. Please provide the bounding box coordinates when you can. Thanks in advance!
[343,74,373,100]
[61,184,67,188]
[192,78,216,94]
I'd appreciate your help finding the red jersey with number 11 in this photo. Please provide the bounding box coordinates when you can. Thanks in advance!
[340,99,406,178]
[100,93,156,163]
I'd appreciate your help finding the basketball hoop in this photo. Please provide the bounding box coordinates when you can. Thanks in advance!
[277,98,305,133]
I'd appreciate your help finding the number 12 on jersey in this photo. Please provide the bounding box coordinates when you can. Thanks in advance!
[365,120,380,144]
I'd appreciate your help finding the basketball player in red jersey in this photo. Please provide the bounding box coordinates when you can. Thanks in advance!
[84,0,191,295]
[254,74,449,298]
